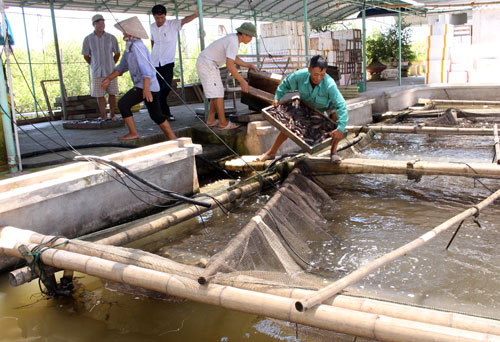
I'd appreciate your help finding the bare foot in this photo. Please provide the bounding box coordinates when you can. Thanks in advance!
[119,133,139,141]
[256,151,276,162]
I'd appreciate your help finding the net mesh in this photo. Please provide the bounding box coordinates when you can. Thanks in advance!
[200,166,339,290]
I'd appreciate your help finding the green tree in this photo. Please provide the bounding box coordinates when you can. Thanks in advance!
[366,19,416,64]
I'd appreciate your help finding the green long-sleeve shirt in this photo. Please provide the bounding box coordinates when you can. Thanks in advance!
[274,68,348,132]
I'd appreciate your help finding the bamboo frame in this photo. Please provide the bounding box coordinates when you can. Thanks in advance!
[304,157,500,179]
[295,187,500,312]
[9,173,281,286]
[0,239,498,342]
[346,125,495,135]
[419,98,500,106]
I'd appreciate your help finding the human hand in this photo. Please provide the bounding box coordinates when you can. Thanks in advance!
[272,99,279,107]
[100,78,110,90]
[249,64,258,72]
[240,80,249,93]
[329,129,343,142]
[143,89,153,102]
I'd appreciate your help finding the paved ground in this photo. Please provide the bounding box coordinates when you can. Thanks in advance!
[10,76,425,172]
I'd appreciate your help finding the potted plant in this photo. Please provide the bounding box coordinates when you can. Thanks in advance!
[366,19,416,79]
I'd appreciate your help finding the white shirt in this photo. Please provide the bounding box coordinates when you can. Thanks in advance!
[198,33,239,67]
[150,19,182,66]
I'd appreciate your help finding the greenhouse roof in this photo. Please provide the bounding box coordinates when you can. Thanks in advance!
[3,1,494,26]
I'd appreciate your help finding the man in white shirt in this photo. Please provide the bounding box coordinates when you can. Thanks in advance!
[196,22,258,130]
[150,4,198,121]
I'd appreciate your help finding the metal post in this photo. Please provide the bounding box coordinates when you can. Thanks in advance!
[253,12,259,67]
[398,10,402,86]
[303,0,309,62]
[362,6,367,91]
[22,7,38,115]
[0,64,17,173]
[230,18,233,33]
[175,3,185,101]
[49,0,67,119]
[196,0,208,117]
[0,0,21,172]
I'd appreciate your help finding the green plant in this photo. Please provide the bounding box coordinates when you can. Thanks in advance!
[366,19,416,64]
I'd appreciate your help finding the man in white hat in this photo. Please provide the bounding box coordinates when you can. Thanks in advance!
[196,22,258,130]
[101,17,176,141]
[82,14,120,119]
[150,4,198,122]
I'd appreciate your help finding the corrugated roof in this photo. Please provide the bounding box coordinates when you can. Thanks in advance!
[4,0,428,24]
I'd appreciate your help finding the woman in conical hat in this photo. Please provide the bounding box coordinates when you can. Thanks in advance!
[100,16,176,141]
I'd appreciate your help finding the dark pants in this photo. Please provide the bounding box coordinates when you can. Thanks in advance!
[155,62,175,117]
[118,87,167,125]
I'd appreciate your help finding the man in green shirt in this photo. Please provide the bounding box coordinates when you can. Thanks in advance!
[258,55,348,162]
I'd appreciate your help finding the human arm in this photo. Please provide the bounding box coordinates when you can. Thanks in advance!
[142,77,153,102]
[226,58,248,93]
[327,84,348,133]
[83,55,91,64]
[181,7,199,26]
[235,56,257,72]
[113,52,121,64]
[274,72,298,102]
[101,70,121,89]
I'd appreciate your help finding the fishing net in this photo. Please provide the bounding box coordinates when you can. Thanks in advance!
[200,166,343,290]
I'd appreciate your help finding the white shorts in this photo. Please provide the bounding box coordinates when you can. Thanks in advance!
[91,76,119,97]
[196,58,224,99]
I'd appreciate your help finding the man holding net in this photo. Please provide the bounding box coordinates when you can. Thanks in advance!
[258,55,348,162]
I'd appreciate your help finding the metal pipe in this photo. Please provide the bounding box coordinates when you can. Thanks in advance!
[398,9,402,86]
[49,0,67,119]
[253,12,260,67]
[0,2,21,171]
[0,2,18,173]
[196,0,209,118]
[175,2,185,101]
[303,0,309,61]
[22,7,38,116]
[361,5,367,90]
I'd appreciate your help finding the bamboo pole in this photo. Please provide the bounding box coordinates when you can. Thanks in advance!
[1,227,202,287]
[9,173,281,286]
[419,98,500,106]
[0,241,498,342]
[494,124,500,165]
[295,187,500,312]
[225,284,500,337]
[304,157,500,179]
[346,125,495,135]
[92,173,281,246]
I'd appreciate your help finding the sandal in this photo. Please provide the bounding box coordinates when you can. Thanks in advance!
[218,121,240,130]
[207,119,219,127]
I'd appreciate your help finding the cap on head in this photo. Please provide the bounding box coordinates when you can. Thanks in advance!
[236,22,257,37]
[92,14,104,25]
[114,16,149,39]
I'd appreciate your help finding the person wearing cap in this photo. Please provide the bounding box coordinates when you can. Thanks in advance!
[82,14,120,120]
[196,22,258,130]
[150,4,198,122]
[257,55,348,162]
[101,17,176,141]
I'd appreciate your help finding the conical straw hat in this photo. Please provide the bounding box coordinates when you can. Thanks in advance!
[114,16,149,39]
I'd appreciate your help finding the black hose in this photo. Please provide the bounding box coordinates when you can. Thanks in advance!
[73,155,212,208]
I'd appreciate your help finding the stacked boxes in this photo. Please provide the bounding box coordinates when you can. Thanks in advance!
[253,25,362,85]
[426,23,476,84]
